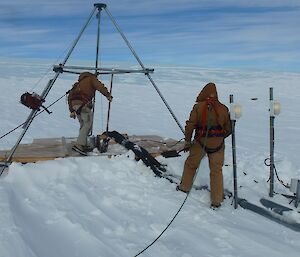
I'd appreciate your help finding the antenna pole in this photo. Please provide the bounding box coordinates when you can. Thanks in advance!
[230,95,239,209]
[269,87,275,197]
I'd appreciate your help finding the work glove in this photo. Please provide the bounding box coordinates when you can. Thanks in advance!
[183,141,192,152]
[107,95,113,102]
[69,111,76,119]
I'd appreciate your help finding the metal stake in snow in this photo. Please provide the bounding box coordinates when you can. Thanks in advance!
[230,95,242,209]
[269,87,281,197]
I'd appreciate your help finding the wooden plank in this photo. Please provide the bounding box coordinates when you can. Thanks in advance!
[0,137,68,162]
[0,135,184,163]
[2,156,60,163]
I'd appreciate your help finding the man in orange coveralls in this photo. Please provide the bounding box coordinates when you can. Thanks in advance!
[177,82,231,209]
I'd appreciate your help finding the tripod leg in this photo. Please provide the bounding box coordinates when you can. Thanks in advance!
[90,6,104,136]
[104,7,184,135]
[0,6,98,176]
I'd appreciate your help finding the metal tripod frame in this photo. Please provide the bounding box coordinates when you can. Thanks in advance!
[0,2,183,176]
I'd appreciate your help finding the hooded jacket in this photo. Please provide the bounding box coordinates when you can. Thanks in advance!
[185,82,231,150]
[68,72,110,112]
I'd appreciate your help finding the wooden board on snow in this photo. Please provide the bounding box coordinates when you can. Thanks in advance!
[0,135,184,163]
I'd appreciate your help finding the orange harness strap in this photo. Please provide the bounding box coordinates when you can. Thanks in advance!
[197,98,223,138]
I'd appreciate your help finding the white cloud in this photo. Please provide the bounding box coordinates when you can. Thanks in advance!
[1,0,300,17]
[0,0,299,71]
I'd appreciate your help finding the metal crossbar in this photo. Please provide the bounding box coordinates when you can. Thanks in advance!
[0,3,183,176]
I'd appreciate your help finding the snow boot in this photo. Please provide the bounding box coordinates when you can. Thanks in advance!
[72,145,88,156]
[210,203,221,210]
[83,145,95,152]
[176,185,189,194]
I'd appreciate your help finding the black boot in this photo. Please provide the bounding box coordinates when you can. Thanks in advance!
[176,185,189,194]
[72,145,88,156]
[210,203,221,210]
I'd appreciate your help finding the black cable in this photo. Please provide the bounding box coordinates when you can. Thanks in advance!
[134,192,189,257]
[0,123,24,141]
[134,149,203,256]
[134,106,214,256]
[0,92,68,141]
[274,165,290,189]
[264,158,290,189]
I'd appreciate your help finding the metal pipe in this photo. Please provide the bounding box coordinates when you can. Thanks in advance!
[96,70,153,75]
[269,87,275,197]
[104,7,145,69]
[230,94,238,209]
[62,6,97,66]
[23,7,97,130]
[58,70,154,75]
[146,74,184,134]
[106,74,114,132]
[90,6,103,136]
[53,65,154,73]
[105,7,184,134]
[95,7,101,72]
[0,6,97,175]
[39,6,97,100]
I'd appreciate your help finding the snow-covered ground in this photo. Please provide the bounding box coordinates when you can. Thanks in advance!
[0,58,300,257]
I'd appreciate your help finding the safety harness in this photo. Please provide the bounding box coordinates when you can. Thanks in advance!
[68,80,92,115]
[195,98,225,154]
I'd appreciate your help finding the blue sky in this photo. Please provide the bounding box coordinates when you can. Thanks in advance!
[0,0,300,72]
